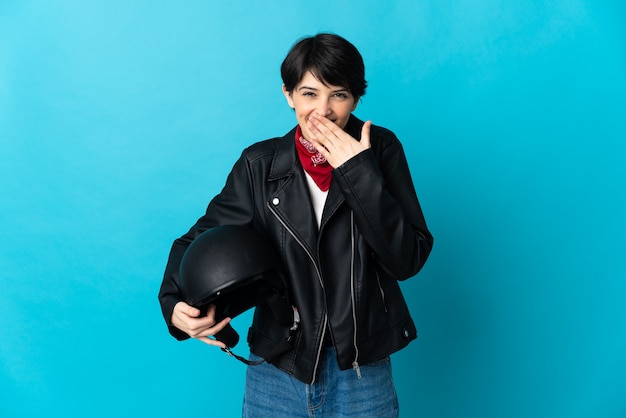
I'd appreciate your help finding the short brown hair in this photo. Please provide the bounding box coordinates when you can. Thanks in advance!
[281,33,367,98]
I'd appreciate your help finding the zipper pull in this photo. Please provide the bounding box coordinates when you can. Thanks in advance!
[352,361,362,379]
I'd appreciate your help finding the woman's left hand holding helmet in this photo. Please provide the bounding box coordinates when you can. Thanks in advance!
[171,302,231,348]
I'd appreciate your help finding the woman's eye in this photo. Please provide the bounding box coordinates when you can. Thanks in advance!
[334,93,348,99]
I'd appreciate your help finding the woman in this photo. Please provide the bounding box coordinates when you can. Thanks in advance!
[158,33,433,417]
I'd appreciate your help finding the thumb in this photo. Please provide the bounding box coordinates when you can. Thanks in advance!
[361,120,372,149]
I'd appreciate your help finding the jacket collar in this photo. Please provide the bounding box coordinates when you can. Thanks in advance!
[268,125,298,181]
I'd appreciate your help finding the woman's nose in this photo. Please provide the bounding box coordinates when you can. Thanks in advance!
[316,100,332,117]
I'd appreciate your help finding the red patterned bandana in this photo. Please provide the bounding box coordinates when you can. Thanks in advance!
[295,126,332,191]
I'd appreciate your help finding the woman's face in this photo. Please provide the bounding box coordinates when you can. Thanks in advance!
[283,71,358,140]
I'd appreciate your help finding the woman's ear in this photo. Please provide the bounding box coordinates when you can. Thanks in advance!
[282,84,295,109]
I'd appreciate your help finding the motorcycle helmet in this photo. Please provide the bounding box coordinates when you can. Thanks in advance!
[179,225,295,354]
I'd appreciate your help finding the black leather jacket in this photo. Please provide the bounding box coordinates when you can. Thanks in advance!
[159,115,433,384]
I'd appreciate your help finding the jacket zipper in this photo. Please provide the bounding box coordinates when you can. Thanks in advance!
[267,201,328,384]
[370,252,389,313]
[349,211,361,379]
[375,269,388,313]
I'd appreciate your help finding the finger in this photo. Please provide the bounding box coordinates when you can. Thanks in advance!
[360,120,372,149]
[196,336,227,349]
[306,125,332,155]
[211,316,232,332]
[187,316,231,338]
[194,317,232,347]
[311,113,338,130]
[174,300,201,318]
[193,307,228,331]
[309,115,339,141]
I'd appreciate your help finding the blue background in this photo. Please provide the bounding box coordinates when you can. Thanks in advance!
[1,1,625,417]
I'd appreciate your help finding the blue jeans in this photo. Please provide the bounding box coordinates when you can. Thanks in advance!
[242,348,399,417]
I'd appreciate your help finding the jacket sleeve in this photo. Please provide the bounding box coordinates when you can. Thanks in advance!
[158,151,256,340]
[332,126,433,280]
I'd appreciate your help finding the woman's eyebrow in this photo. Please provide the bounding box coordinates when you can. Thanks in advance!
[297,86,349,93]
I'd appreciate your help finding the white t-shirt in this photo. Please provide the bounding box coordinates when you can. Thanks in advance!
[303,172,328,228]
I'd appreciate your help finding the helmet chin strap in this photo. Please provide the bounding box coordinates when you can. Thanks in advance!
[221,347,265,366]
[217,307,300,366]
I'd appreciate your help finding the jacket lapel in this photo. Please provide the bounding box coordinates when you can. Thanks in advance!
[268,127,319,254]
[320,180,344,229]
